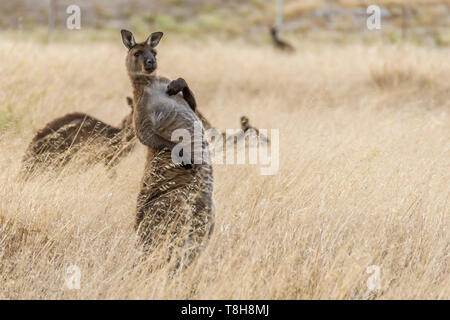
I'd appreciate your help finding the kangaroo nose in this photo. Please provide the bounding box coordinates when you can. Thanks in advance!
[146,59,153,66]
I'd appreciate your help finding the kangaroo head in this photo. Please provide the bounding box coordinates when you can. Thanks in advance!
[121,30,163,76]
[240,116,249,131]
[270,26,278,37]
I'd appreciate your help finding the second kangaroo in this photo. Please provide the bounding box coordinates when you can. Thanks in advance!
[21,97,136,179]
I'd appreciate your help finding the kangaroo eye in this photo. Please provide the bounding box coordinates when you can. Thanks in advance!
[134,51,141,57]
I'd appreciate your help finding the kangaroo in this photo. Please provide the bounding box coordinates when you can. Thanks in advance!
[270,26,295,52]
[240,116,269,143]
[121,29,214,268]
[20,97,137,179]
[224,115,270,147]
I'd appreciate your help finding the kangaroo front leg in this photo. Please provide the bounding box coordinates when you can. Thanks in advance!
[166,78,197,111]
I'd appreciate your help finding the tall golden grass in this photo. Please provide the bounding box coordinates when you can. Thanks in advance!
[0,37,449,299]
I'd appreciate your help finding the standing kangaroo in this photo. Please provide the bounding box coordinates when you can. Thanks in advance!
[121,30,214,267]
[21,97,136,179]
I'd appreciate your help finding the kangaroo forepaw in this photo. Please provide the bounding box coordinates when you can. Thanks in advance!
[166,78,187,96]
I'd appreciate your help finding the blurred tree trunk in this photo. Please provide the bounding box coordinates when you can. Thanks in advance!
[401,6,408,40]
[276,0,284,28]
[48,0,56,43]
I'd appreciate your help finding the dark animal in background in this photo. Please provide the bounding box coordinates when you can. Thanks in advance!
[21,97,136,179]
[270,26,295,52]
[121,29,215,268]
[224,115,270,147]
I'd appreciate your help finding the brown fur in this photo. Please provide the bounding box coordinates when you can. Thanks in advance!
[135,147,214,268]
[21,98,136,179]
[122,30,214,267]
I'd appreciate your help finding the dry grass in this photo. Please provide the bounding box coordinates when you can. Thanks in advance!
[0,37,449,299]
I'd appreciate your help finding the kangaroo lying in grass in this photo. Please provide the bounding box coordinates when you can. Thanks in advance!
[21,97,136,179]
[122,29,214,268]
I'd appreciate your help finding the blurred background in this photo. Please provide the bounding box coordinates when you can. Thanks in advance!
[0,0,449,45]
[0,1,449,300]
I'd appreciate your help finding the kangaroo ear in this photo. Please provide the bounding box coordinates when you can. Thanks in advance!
[146,32,163,47]
[121,29,136,50]
[126,96,133,107]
